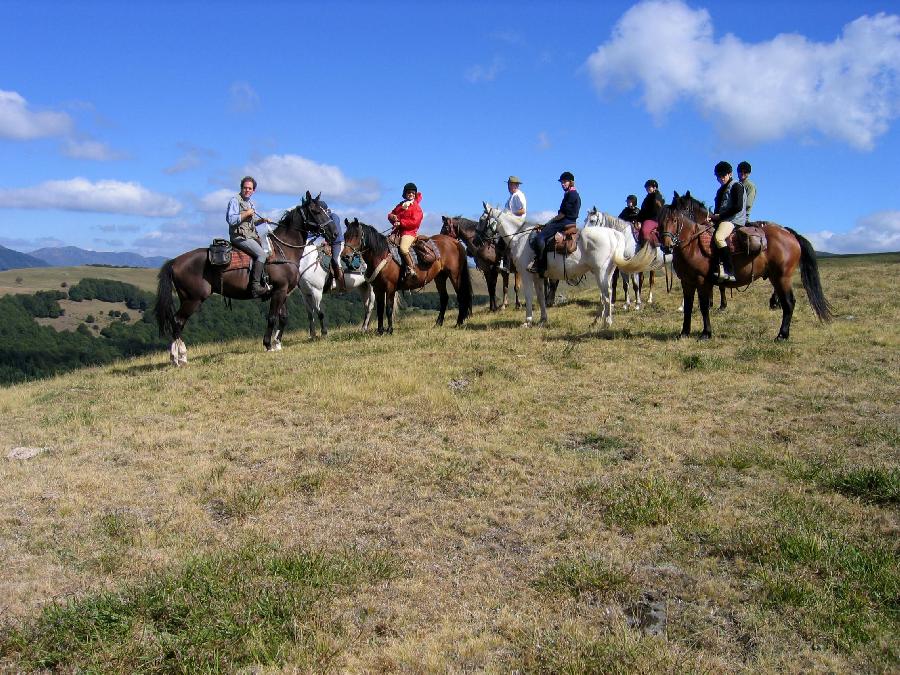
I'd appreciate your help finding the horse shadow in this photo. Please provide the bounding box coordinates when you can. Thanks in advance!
[544,327,677,343]
[463,319,525,331]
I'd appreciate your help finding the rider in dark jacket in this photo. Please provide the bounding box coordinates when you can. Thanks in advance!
[636,179,665,247]
[709,161,746,282]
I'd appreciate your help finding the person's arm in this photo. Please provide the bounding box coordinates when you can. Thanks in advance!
[226,198,242,227]
[511,194,525,217]
[717,183,745,222]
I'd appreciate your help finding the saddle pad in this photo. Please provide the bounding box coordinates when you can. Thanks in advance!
[226,249,252,272]
[699,226,767,257]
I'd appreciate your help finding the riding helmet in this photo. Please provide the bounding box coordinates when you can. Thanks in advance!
[403,182,418,196]
[558,171,575,182]
[714,161,733,177]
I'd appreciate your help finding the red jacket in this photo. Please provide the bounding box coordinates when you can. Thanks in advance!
[388,192,423,236]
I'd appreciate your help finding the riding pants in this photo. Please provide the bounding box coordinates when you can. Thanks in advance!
[399,234,415,254]
[714,221,735,248]
[231,236,269,263]
[331,240,344,267]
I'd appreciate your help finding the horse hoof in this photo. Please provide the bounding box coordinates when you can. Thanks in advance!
[522,321,532,328]
[699,333,711,341]
[774,334,789,341]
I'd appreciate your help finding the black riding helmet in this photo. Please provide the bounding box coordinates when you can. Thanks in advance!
[558,171,575,183]
[403,182,418,196]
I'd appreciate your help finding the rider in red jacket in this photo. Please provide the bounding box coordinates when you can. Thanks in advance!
[388,183,423,279]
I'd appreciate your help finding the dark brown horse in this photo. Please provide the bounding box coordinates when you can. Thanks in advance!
[341,218,473,334]
[154,191,332,364]
[440,215,519,311]
[660,191,832,340]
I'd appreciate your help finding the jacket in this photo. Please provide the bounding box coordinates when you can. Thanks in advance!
[389,192,424,236]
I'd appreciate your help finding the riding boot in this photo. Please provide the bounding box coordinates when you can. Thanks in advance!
[527,238,546,276]
[401,250,417,282]
[331,259,346,291]
[715,246,736,283]
[250,260,270,297]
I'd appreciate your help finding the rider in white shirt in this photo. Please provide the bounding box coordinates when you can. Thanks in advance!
[499,176,526,272]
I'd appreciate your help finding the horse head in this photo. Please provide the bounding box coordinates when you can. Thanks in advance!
[440,215,456,238]
[342,217,389,262]
[585,206,601,226]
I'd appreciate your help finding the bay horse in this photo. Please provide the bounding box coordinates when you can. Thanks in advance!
[341,218,473,334]
[659,191,832,340]
[440,215,519,311]
[154,191,332,364]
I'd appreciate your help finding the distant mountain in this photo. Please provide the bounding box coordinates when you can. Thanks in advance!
[0,244,51,271]
[28,246,167,268]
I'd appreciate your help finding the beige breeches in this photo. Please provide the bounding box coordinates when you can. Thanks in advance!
[399,234,415,254]
[714,221,735,248]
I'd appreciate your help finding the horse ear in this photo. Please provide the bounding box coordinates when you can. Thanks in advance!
[315,192,321,202]
[353,217,359,224]
[684,190,691,199]
[305,190,313,202]
[673,191,680,201]
[344,218,350,226]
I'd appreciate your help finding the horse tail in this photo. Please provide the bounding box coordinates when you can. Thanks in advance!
[456,240,474,320]
[786,227,833,322]
[154,259,178,338]
[613,234,656,273]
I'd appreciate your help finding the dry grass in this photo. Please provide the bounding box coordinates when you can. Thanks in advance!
[0,266,158,296]
[0,253,897,672]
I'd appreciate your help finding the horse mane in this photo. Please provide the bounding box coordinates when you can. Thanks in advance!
[351,220,390,257]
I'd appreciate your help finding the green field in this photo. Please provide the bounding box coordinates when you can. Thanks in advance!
[0,253,897,672]
[0,266,160,296]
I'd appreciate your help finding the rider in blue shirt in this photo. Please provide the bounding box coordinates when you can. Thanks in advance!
[527,171,581,276]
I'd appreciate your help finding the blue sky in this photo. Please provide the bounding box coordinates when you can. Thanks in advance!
[2,0,899,256]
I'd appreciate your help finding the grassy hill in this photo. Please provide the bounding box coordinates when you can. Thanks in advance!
[0,254,897,672]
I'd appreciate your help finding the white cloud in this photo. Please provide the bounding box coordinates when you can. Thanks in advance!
[198,188,236,213]
[585,2,900,149]
[536,131,551,150]
[131,219,218,257]
[466,57,504,83]
[809,210,900,254]
[0,90,73,140]
[244,154,382,205]
[529,210,558,225]
[7,178,182,217]
[61,138,126,161]
[229,81,260,113]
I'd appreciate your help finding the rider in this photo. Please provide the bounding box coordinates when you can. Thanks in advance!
[618,194,641,240]
[527,171,580,276]
[499,175,527,271]
[737,161,756,221]
[316,201,346,291]
[708,160,746,283]
[226,175,271,297]
[388,182,423,280]
[636,179,665,248]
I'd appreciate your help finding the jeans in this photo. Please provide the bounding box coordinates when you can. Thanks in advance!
[231,237,268,263]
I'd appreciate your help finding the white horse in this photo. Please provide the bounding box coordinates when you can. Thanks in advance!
[585,206,674,310]
[294,243,380,338]
[480,202,628,329]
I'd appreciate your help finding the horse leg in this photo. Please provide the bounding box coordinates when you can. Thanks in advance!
[273,303,287,351]
[361,285,374,332]
[500,270,509,310]
[486,268,498,312]
[435,274,449,326]
[697,286,713,340]
[646,271,653,305]
[515,272,522,309]
[611,268,619,307]
[171,298,200,366]
[680,284,695,337]
[521,271,536,327]
[385,289,395,335]
[718,284,728,311]
[769,291,781,310]
[534,273,548,326]
[265,293,286,351]
[375,290,386,335]
[772,276,796,341]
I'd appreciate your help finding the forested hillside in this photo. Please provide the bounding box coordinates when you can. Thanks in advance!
[0,277,485,385]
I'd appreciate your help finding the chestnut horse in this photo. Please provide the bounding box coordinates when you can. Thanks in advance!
[154,191,332,364]
[341,218,473,334]
[440,215,519,311]
[659,191,832,340]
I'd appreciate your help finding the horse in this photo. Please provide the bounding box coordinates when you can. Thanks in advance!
[658,191,832,340]
[293,244,385,336]
[341,218,474,334]
[154,191,332,365]
[585,206,674,311]
[480,202,628,328]
[440,215,519,311]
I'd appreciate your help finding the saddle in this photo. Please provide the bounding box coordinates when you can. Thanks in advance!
[551,225,579,256]
[208,239,233,266]
[388,236,442,268]
[699,224,768,258]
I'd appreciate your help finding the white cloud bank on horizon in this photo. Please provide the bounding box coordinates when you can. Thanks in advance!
[243,154,382,206]
[809,210,900,254]
[8,178,182,217]
[0,90,72,140]
[585,1,900,150]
